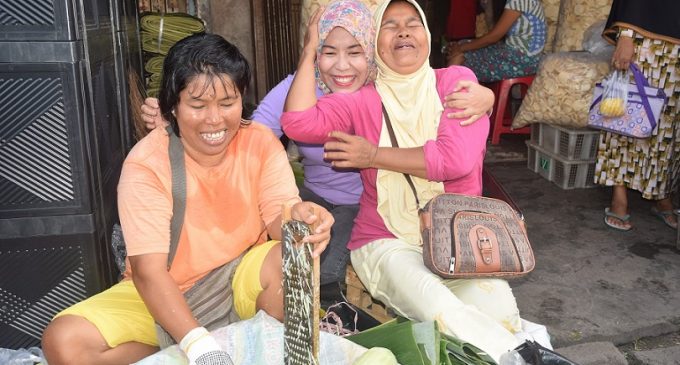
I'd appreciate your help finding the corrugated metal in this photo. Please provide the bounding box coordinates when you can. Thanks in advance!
[0,0,56,26]
[252,0,300,98]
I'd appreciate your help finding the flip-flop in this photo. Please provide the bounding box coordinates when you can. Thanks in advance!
[604,207,632,231]
[650,207,678,229]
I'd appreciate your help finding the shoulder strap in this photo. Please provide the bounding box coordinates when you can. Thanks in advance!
[166,126,187,268]
[381,104,420,207]
[629,63,661,131]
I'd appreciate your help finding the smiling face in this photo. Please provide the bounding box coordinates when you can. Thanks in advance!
[317,26,370,94]
[377,1,429,75]
[175,73,243,166]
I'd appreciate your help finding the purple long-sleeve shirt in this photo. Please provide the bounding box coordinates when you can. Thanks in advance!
[251,74,362,205]
[281,66,489,250]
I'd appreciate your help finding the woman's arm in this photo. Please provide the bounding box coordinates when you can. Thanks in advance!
[443,80,495,125]
[141,97,168,130]
[118,161,196,341]
[451,9,521,54]
[324,121,485,181]
[324,68,488,181]
[284,9,323,112]
[130,254,233,363]
[611,29,635,70]
[281,8,355,143]
[425,68,489,182]
[257,137,333,257]
[129,254,197,341]
[323,131,428,177]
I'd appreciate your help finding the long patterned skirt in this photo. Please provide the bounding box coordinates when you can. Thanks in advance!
[594,36,680,200]
[462,42,541,83]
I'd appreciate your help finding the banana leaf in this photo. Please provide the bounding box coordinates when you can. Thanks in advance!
[348,318,435,365]
[440,333,496,365]
[347,317,496,365]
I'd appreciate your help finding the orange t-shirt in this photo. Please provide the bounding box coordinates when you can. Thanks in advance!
[119,123,299,292]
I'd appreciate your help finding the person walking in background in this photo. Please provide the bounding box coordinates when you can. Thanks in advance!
[447,0,546,83]
[597,0,680,231]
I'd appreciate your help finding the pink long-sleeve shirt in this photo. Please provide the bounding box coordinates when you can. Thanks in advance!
[281,66,489,250]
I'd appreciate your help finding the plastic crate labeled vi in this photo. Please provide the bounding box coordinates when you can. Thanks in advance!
[526,141,597,190]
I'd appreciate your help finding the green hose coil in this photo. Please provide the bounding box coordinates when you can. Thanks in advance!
[140,13,205,55]
[140,12,205,97]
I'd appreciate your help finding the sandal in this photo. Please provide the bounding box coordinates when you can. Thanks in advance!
[604,208,632,231]
[650,206,678,229]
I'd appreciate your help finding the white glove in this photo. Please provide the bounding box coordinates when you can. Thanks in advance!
[179,327,233,365]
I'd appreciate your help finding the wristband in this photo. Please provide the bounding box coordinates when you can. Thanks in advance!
[180,327,227,365]
[619,28,634,39]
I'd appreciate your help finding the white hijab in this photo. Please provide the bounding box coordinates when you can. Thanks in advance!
[374,0,444,245]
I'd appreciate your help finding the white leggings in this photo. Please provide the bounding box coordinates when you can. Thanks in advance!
[350,238,522,362]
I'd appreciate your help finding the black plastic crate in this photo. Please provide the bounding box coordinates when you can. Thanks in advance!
[0,221,117,348]
[0,58,125,219]
[0,0,112,41]
[0,62,91,217]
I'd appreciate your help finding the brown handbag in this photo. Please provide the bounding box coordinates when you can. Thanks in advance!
[381,105,535,279]
[419,193,534,278]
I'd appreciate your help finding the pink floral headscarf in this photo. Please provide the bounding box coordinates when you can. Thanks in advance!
[315,0,376,94]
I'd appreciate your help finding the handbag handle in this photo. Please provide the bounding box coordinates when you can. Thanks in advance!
[629,63,660,131]
[381,103,421,207]
[166,125,187,269]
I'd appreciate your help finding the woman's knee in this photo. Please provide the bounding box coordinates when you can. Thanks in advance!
[42,315,105,365]
[260,243,283,290]
[256,243,284,321]
[456,279,520,327]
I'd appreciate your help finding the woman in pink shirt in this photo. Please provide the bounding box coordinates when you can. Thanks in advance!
[282,0,523,361]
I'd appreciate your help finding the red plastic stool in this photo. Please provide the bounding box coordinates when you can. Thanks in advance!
[487,75,535,145]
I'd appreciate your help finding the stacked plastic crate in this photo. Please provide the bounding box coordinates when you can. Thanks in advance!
[526,124,600,189]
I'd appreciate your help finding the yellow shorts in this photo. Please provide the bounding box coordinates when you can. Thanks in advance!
[232,240,278,319]
[54,280,158,347]
[54,240,278,348]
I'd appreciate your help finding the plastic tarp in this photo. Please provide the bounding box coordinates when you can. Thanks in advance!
[135,311,370,365]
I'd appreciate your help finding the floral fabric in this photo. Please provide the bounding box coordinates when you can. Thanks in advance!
[463,41,541,83]
[315,0,376,93]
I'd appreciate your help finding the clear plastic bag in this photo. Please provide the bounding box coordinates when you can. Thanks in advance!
[599,69,629,117]
[0,347,45,365]
[499,350,528,365]
[582,20,614,56]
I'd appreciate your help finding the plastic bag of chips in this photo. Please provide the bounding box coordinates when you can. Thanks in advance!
[553,0,613,52]
[512,52,611,129]
[541,0,562,52]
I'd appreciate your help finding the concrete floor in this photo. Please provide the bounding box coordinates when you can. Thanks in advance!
[486,134,680,365]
